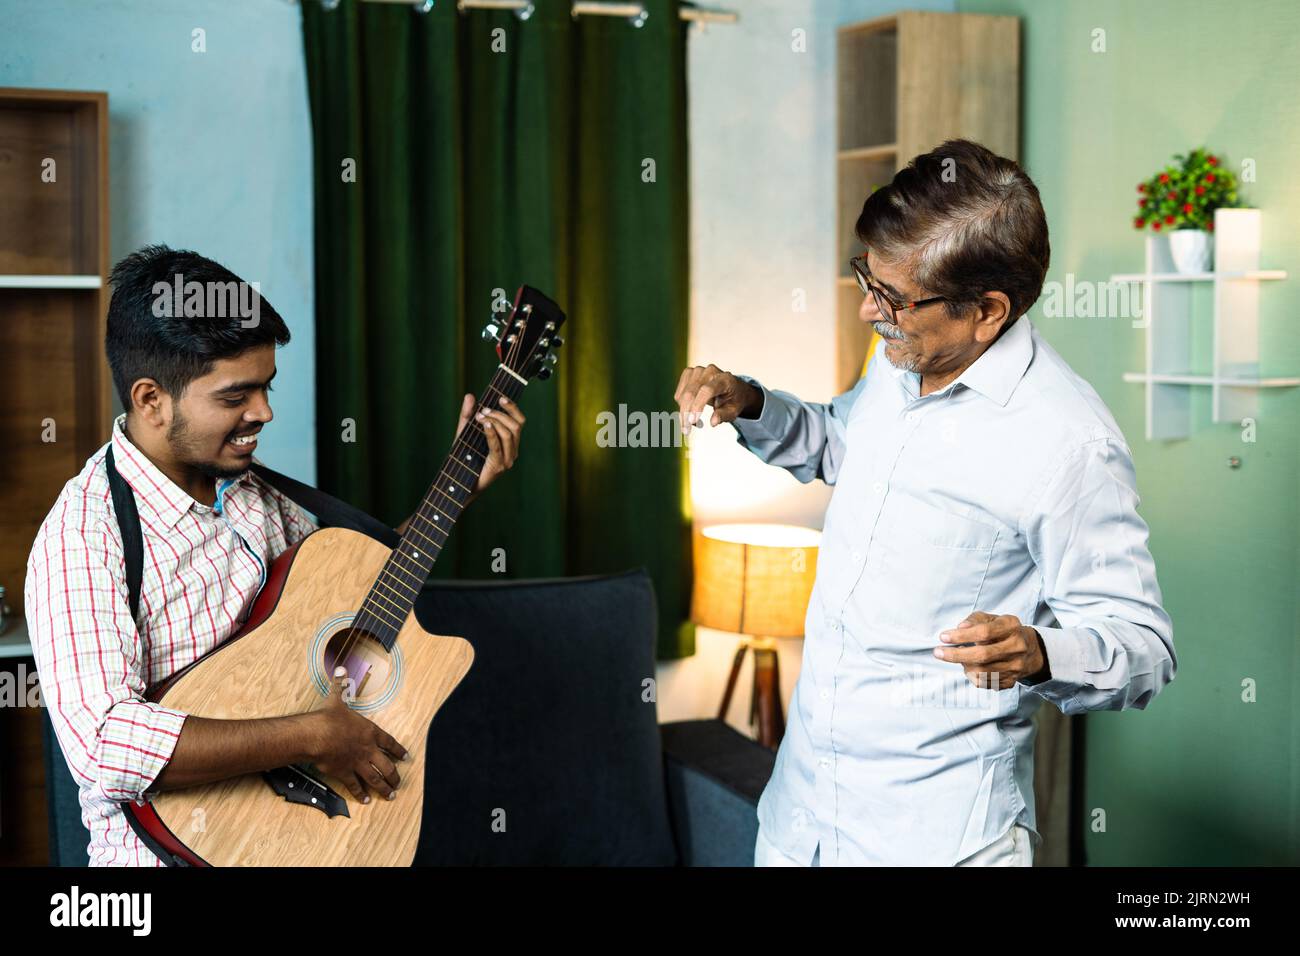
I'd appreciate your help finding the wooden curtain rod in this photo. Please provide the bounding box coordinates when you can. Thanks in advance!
[323,0,739,25]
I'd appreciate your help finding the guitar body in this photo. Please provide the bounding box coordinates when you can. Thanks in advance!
[125,526,474,866]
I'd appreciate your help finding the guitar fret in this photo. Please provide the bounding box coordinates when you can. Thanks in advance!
[359,601,404,629]
[404,523,442,550]
[375,573,417,601]
[367,581,410,612]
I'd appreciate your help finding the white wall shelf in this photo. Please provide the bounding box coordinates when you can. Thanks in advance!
[1116,208,1296,440]
[1122,373,1300,387]
[0,274,102,289]
[1111,269,1286,283]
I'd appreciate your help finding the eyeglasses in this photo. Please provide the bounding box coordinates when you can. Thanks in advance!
[849,253,949,324]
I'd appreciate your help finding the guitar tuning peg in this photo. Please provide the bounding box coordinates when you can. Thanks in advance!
[551,335,564,348]
[537,366,553,381]
[544,353,559,367]
[481,321,502,342]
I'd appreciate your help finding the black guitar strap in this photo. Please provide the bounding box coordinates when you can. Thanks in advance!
[104,443,400,621]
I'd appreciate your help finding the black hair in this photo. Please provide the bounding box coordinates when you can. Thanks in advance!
[106,244,291,410]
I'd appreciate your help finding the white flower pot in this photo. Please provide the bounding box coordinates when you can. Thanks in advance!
[1169,229,1214,274]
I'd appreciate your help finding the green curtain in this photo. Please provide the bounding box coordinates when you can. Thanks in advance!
[301,0,694,658]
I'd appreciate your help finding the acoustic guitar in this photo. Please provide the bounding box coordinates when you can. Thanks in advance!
[123,285,567,866]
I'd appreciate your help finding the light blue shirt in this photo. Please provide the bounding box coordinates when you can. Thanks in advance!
[733,316,1176,865]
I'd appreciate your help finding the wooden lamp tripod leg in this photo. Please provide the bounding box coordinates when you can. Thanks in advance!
[718,641,749,720]
[751,639,784,749]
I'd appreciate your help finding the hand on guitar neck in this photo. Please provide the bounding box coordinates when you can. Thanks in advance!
[394,392,526,534]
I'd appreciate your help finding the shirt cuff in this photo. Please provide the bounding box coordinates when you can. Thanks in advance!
[102,701,189,803]
[1018,625,1085,708]
[732,375,793,444]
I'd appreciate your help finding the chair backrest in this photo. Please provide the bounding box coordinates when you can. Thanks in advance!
[43,709,89,866]
[413,568,677,865]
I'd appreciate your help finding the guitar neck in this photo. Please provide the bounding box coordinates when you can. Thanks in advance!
[355,365,529,651]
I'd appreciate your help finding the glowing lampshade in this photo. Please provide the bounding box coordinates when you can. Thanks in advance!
[691,523,821,638]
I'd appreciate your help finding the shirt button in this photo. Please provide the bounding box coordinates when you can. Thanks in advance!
[906,412,918,424]
[872,481,884,494]
[850,550,862,564]
[819,758,831,769]
[819,690,829,701]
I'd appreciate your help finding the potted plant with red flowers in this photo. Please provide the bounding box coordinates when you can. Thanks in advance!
[1133,147,1241,274]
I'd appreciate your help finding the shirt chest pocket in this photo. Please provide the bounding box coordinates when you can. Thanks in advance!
[867,496,1000,654]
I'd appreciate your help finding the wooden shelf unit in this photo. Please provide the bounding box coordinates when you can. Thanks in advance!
[0,88,110,618]
[835,11,1020,392]
[0,87,110,867]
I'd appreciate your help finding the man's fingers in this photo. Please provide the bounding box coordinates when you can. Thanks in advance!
[349,772,371,804]
[490,415,518,465]
[484,408,521,439]
[937,629,1019,663]
[454,394,476,439]
[688,383,717,425]
[368,753,400,797]
[481,413,503,460]
[497,396,525,425]
[674,367,692,405]
[939,611,1001,643]
[378,730,409,762]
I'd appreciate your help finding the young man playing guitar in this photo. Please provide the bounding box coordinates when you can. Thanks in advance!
[26,245,526,866]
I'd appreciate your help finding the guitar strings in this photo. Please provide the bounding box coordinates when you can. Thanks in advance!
[327,310,542,688]
[341,373,524,643]
[335,359,524,666]
[328,377,523,683]
[344,327,529,645]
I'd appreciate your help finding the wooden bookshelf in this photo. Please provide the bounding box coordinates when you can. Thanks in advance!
[835,11,1020,392]
[0,87,110,866]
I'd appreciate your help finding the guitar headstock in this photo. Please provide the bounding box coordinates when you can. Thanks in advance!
[481,285,567,383]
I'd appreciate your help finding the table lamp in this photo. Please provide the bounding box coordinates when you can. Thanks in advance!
[692,523,821,749]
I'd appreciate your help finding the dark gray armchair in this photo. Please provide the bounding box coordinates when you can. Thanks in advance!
[44,568,774,866]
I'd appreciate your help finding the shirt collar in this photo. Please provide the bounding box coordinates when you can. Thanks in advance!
[953,314,1034,406]
[886,315,1034,407]
[109,413,255,530]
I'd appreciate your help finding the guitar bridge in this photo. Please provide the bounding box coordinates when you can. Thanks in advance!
[261,764,350,818]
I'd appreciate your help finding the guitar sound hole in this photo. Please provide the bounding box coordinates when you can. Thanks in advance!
[323,627,392,704]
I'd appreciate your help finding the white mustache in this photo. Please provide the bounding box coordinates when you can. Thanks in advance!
[873,321,905,341]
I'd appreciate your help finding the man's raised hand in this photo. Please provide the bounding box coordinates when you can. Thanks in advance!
[674,364,764,432]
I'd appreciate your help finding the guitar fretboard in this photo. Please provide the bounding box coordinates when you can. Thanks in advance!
[350,366,527,650]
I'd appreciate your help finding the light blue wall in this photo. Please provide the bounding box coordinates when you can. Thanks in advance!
[0,0,316,481]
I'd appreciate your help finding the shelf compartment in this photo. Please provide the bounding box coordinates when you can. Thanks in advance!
[0,274,102,289]
[837,154,895,277]
[838,143,897,162]
[0,620,31,660]
[837,20,896,152]
[0,91,106,275]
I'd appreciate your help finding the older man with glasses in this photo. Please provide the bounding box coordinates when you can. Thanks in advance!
[674,139,1176,867]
